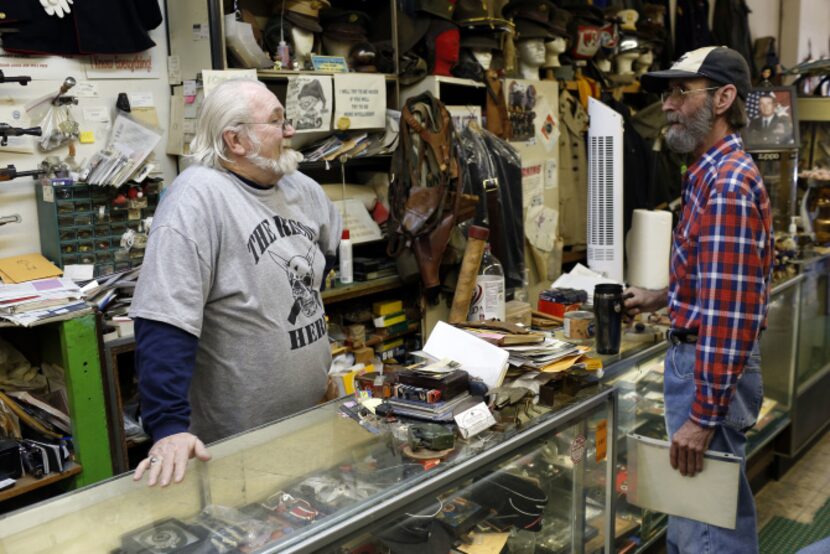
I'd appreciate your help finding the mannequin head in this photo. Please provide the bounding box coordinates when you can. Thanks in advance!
[433,28,460,76]
[543,36,567,68]
[517,39,545,80]
[471,48,493,71]
[322,35,355,59]
[615,50,639,75]
[634,50,654,75]
[291,27,315,65]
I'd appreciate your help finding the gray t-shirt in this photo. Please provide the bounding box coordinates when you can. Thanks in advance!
[130,165,341,443]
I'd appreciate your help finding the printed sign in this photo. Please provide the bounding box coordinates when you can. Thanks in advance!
[333,74,386,130]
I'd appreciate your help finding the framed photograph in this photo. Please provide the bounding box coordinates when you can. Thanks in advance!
[742,86,799,151]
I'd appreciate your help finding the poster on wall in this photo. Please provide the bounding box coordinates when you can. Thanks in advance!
[286,75,333,133]
[333,74,386,130]
[506,79,538,142]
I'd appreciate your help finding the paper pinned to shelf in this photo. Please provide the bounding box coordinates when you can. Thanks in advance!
[423,321,509,389]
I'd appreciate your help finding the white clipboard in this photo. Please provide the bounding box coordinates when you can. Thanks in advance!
[626,433,741,529]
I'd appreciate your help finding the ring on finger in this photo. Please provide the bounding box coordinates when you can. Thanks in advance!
[149,455,161,465]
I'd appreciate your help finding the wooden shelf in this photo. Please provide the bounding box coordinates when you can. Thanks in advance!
[0,462,81,503]
[322,275,403,304]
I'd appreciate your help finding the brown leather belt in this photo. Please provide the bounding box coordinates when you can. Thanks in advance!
[666,329,698,345]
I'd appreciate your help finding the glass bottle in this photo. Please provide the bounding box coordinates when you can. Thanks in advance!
[468,244,506,322]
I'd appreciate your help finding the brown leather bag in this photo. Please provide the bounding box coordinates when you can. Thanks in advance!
[388,92,475,290]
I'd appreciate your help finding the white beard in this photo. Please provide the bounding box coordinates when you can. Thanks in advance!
[246,148,304,177]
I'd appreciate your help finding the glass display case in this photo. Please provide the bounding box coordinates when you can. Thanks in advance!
[796,257,830,390]
[750,150,798,233]
[601,276,802,551]
[604,346,669,552]
[0,388,617,554]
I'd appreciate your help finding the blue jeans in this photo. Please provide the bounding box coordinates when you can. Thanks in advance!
[663,341,764,554]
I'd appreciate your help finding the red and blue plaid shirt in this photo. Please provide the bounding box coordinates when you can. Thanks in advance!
[669,133,773,428]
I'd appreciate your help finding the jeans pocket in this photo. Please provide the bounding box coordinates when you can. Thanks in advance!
[670,344,695,380]
[724,370,764,432]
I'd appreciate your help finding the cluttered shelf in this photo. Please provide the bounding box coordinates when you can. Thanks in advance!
[299,154,392,171]
[0,462,81,504]
[257,70,398,82]
[322,275,403,304]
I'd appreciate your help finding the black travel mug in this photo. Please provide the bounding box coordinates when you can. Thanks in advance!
[593,284,624,355]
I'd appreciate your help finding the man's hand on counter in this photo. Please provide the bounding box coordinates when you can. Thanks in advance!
[133,432,212,487]
[670,420,716,477]
[623,286,668,318]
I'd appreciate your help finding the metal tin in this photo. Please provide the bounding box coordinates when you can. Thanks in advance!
[564,310,596,340]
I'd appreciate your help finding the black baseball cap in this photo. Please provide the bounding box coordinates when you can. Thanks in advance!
[641,46,752,99]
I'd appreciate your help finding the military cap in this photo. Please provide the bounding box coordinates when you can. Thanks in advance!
[460,29,500,50]
[514,17,554,41]
[454,0,514,33]
[502,0,557,26]
[455,0,490,21]
[285,12,323,33]
[617,9,638,32]
[547,4,569,37]
[418,0,457,21]
[275,0,330,18]
[321,8,370,42]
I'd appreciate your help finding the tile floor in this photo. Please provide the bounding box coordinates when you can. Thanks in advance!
[756,431,830,529]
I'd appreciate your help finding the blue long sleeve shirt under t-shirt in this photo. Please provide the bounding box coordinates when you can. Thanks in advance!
[135,171,337,442]
[135,317,199,442]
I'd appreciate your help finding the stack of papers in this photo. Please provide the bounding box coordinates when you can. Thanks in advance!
[503,337,584,372]
[0,277,87,326]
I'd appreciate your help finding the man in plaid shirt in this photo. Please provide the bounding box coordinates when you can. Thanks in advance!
[626,46,772,552]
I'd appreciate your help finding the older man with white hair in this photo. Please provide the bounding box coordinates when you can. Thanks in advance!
[130,79,341,487]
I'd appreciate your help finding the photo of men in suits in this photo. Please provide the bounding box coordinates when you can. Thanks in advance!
[745,91,795,148]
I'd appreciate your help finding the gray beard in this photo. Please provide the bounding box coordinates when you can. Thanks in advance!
[246,148,304,177]
[665,96,714,153]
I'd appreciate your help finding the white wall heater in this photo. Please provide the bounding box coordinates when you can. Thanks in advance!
[587,97,624,283]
